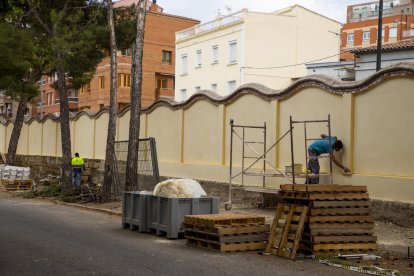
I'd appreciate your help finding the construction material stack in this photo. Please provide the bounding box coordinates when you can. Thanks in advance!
[183,214,269,252]
[279,184,378,255]
[0,165,33,191]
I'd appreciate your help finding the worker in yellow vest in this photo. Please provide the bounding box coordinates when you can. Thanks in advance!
[71,152,85,187]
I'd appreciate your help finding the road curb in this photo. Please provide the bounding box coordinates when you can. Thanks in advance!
[55,200,122,216]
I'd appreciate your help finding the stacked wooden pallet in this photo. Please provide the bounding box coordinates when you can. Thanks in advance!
[183,214,269,252]
[279,184,378,255]
[1,178,33,191]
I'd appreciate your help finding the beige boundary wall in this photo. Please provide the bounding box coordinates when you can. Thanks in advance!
[1,63,414,203]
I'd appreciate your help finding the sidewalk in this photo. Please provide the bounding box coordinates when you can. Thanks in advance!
[73,200,414,253]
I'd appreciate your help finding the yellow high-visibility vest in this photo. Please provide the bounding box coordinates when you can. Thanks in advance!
[71,157,84,168]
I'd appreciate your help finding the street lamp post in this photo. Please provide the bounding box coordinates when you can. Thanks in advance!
[376,0,384,71]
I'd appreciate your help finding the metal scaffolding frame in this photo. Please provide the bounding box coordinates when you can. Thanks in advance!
[225,115,333,211]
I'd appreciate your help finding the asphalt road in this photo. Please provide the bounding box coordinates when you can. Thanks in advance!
[0,192,356,276]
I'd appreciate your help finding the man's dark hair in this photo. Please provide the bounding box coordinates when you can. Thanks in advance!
[334,140,343,150]
[75,152,79,157]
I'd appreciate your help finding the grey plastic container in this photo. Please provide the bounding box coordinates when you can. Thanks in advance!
[122,192,148,232]
[147,196,219,239]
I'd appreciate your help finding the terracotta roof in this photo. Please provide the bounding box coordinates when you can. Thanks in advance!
[351,40,414,54]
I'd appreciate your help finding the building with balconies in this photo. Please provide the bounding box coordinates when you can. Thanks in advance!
[174,5,341,101]
[36,75,79,117]
[0,91,38,120]
[0,91,14,119]
[341,0,414,60]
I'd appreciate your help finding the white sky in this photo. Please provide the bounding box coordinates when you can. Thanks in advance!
[156,0,366,24]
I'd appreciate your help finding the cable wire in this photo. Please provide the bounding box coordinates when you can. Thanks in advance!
[243,49,352,70]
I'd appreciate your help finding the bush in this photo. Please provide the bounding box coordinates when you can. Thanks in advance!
[38,183,61,197]
[22,191,37,199]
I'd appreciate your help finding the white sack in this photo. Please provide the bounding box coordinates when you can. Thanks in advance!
[153,178,207,198]
[138,190,153,195]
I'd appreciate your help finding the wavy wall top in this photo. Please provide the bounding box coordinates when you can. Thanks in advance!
[1,62,413,126]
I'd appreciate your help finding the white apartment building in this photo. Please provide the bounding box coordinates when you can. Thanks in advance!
[175,5,341,101]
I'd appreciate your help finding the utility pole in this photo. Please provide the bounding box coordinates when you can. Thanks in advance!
[376,0,384,71]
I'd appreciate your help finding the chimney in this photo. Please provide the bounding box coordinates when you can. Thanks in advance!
[150,0,160,13]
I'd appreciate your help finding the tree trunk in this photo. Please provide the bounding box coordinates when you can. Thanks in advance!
[102,0,118,202]
[125,0,147,191]
[56,53,72,192]
[6,99,27,165]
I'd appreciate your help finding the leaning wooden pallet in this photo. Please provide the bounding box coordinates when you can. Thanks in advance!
[182,214,269,252]
[280,184,378,255]
[265,203,309,259]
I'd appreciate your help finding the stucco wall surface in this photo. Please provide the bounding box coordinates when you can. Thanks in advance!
[1,63,413,203]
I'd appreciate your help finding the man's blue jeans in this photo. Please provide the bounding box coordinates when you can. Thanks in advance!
[306,149,319,184]
[72,171,82,187]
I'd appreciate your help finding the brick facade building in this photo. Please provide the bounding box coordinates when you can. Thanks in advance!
[38,0,199,115]
[77,0,199,112]
[341,0,414,60]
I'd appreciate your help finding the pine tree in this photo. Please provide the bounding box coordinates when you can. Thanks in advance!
[125,0,147,191]
[20,0,107,191]
[0,23,43,165]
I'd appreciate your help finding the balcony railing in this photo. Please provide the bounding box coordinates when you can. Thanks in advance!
[348,8,393,23]
[36,97,78,109]
[68,96,78,103]
[55,97,78,104]
[176,11,244,41]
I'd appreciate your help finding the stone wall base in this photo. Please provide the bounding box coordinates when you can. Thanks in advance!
[12,155,414,227]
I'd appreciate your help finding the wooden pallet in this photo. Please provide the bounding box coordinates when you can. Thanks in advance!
[280,184,367,193]
[186,236,267,252]
[312,235,377,243]
[1,179,33,191]
[309,215,374,223]
[311,200,371,208]
[312,242,378,252]
[185,229,269,244]
[183,214,266,227]
[182,222,270,236]
[265,203,309,259]
[310,207,372,216]
[183,214,269,252]
[308,228,375,236]
[280,190,370,201]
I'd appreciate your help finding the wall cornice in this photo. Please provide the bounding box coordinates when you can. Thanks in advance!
[142,62,414,112]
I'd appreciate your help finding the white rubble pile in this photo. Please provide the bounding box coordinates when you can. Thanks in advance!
[153,178,207,198]
[0,165,31,179]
